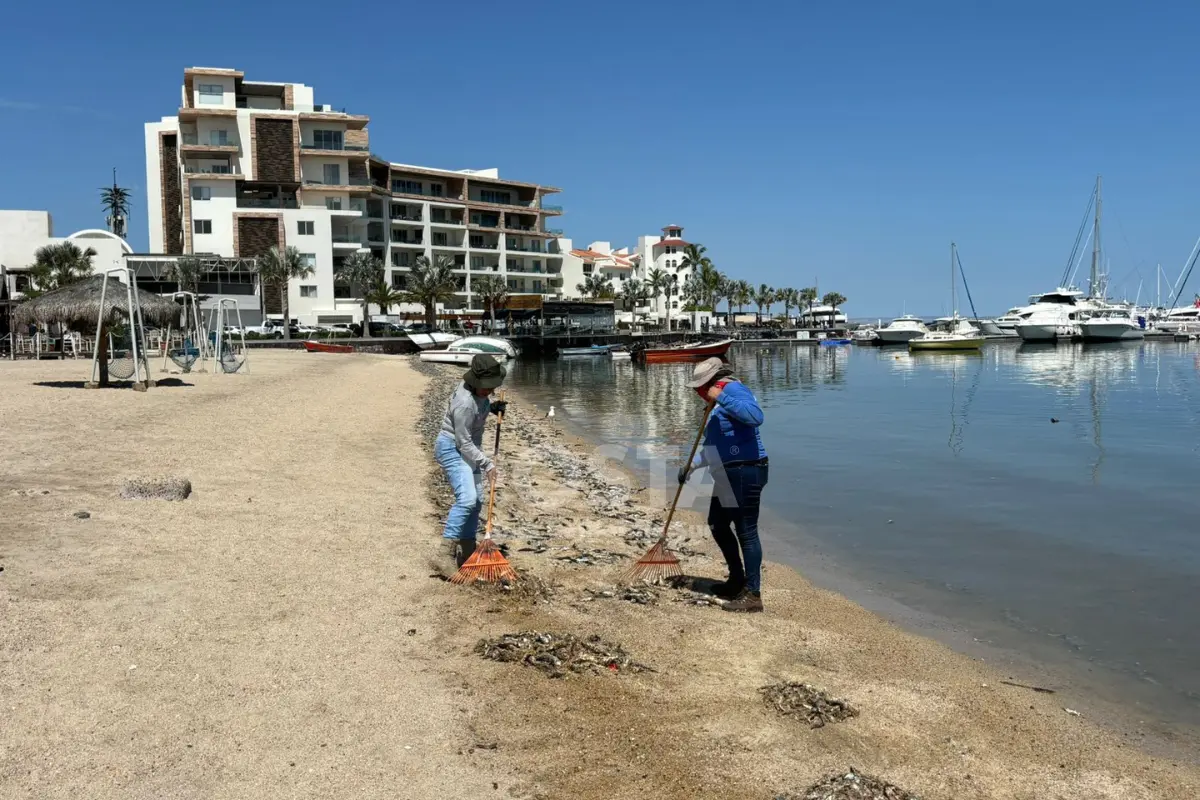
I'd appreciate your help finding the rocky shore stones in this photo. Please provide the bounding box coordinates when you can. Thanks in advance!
[119,476,192,501]
[476,631,651,678]
[775,767,920,800]
[760,682,860,728]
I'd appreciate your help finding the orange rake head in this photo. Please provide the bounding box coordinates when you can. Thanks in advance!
[449,537,518,585]
[620,538,684,585]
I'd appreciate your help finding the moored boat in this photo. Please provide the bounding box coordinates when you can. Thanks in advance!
[559,344,614,356]
[1080,309,1145,342]
[633,338,733,364]
[875,315,928,344]
[417,335,517,365]
[909,332,984,351]
[406,331,459,350]
[304,340,355,354]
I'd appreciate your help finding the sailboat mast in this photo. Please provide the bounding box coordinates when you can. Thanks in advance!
[1091,174,1102,298]
[950,241,957,316]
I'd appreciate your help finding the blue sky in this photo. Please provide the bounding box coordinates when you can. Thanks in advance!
[2,0,1199,316]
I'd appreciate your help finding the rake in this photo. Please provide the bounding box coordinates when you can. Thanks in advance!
[622,401,714,584]
[450,391,518,585]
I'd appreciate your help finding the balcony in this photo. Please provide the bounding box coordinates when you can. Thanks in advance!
[180,133,239,153]
[540,203,563,213]
[300,142,370,154]
[302,176,372,187]
[184,164,241,178]
[469,242,498,250]
[391,234,425,246]
[546,228,564,236]
[237,196,298,209]
[429,216,464,227]
[332,233,365,247]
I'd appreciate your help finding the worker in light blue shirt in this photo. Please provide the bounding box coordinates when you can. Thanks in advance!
[678,357,768,612]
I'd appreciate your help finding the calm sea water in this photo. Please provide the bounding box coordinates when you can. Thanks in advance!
[508,340,1200,732]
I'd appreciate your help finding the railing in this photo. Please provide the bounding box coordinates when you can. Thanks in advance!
[392,214,423,222]
[429,216,463,225]
[470,242,498,250]
[391,236,424,245]
[541,203,563,212]
[506,245,545,253]
[301,142,369,151]
[431,241,462,248]
[237,197,298,209]
[303,176,371,186]
[185,165,238,174]
[331,233,363,244]
[181,133,238,147]
[546,228,564,236]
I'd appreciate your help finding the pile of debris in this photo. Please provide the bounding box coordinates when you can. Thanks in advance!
[760,682,860,728]
[476,631,652,678]
[581,585,659,605]
[469,570,556,603]
[775,768,920,800]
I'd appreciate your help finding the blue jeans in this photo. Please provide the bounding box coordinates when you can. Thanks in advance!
[707,463,768,592]
[435,433,484,541]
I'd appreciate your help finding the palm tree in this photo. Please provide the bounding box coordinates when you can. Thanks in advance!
[403,254,458,328]
[779,288,798,326]
[576,272,613,299]
[472,274,508,331]
[365,278,405,323]
[255,246,314,340]
[822,292,847,326]
[100,173,131,240]
[732,279,753,321]
[646,267,667,312]
[28,242,97,296]
[679,243,709,284]
[754,284,774,325]
[664,272,679,331]
[339,251,384,337]
[620,278,647,314]
[711,274,729,326]
[799,287,818,325]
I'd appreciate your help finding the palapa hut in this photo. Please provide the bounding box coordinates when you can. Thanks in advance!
[13,275,180,388]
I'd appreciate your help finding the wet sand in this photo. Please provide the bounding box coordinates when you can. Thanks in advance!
[1,351,1196,799]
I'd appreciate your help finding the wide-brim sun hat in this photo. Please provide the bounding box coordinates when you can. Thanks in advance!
[686,357,726,388]
[464,353,507,389]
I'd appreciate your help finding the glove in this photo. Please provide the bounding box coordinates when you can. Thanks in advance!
[489,400,508,416]
[677,465,689,485]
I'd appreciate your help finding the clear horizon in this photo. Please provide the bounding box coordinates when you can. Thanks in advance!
[2,0,1199,316]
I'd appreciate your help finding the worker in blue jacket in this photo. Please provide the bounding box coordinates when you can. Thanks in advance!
[678,357,768,612]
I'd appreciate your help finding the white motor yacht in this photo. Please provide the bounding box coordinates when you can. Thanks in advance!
[1012,288,1106,342]
[1153,305,1200,334]
[875,315,928,344]
[1080,309,1145,342]
[418,336,517,364]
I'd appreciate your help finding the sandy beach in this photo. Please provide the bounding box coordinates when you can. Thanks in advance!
[2,351,1197,799]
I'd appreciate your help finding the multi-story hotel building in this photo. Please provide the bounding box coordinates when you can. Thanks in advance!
[145,67,564,325]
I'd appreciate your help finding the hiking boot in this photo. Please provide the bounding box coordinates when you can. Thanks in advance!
[445,538,477,568]
[710,578,745,600]
[723,589,763,613]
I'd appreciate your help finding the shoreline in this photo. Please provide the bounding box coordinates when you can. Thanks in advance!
[414,362,1198,797]
[503,357,1200,762]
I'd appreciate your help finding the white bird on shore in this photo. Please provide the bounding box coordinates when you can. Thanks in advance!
[546,406,556,420]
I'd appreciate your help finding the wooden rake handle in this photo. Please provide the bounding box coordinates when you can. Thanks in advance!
[483,389,506,540]
[659,401,715,542]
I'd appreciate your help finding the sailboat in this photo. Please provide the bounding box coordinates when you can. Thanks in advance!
[910,242,986,351]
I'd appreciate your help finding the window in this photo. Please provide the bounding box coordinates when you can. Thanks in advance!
[391,273,407,289]
[191,185,211,201]
[471,256,486,269]
[312,129,343,150]
[507,280,518,290]
[209,129,229,146]
[392,179,422,194]
[193,219,212,234]
[429,183,444,197]
[432,232,447,246]
[323,164,341,185]
[300,253,317,268]
[532,260,542,273]
[300,285,318,298]
[480,189,511,204]
[532,280,543,291]
[325,197,342,210]
[507,259,518,270]
[297,220,314,235]
[198,84,224,105]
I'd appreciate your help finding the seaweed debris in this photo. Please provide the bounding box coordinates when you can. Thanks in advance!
[760,682,859,728]
[776,767,920,800]
[476,631,652,678]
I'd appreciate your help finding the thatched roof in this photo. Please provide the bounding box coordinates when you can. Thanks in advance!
[13,275,180,328]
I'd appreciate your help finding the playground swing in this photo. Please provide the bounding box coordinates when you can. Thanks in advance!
[210,298,250,375]
[162,292,208,373]
[88,268,153,390]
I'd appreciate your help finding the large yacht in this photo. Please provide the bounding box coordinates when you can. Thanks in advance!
[1012,288,1105,342]
[875,315,929,344]
[1153,304,1200,333]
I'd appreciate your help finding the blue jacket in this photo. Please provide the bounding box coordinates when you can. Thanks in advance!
[692,380,767,469]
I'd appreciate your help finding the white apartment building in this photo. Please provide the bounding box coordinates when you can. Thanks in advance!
[144,67,565,326]
[0,209,133,303]
[557,224,694,323]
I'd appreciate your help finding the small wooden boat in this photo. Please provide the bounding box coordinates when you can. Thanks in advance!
[908,332,984,351]
[633,338,733,364]
[303,340,354,354]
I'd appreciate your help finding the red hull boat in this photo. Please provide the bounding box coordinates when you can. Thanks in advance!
[634,338,733,364]
[303,340,355,354]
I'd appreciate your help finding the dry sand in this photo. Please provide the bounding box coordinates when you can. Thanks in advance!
[2,351,1197,799]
